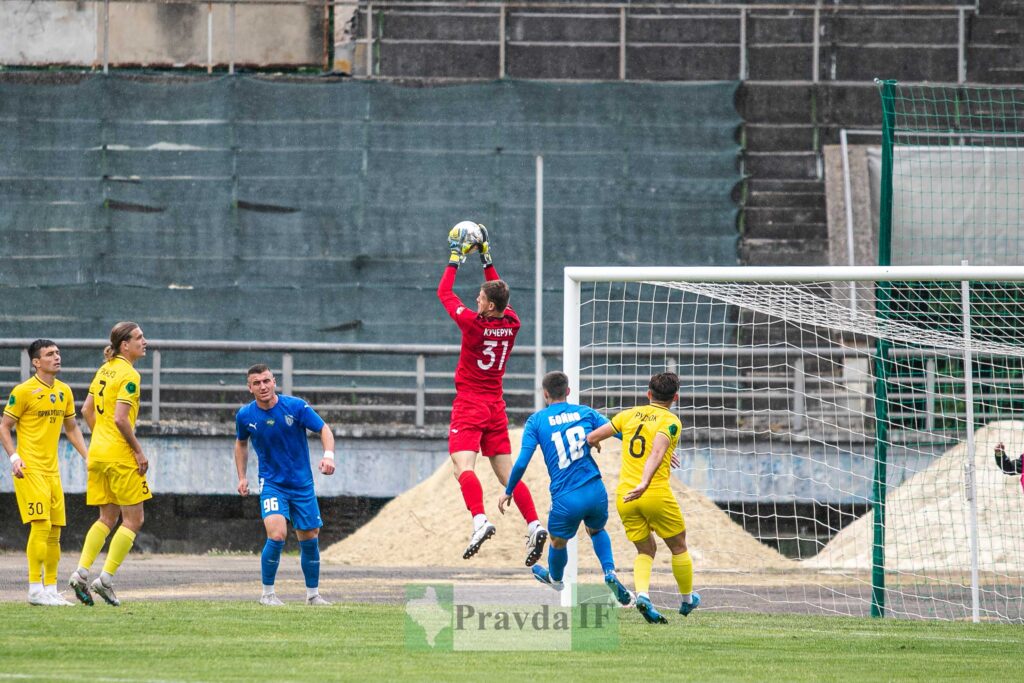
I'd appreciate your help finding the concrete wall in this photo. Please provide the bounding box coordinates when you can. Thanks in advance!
[0,0,323,68]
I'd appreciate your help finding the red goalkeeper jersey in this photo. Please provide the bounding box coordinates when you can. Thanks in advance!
[437,264,520,400]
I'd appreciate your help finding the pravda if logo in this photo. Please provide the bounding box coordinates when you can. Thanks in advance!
[404,583,619,652]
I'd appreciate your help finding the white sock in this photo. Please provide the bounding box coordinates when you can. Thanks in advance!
[681,593,692,604]
[306,587,320,599]
[527,520,541,535]
[75,567,89,579]
[99,571,114,586]
[472,514,488,530]
[263,585,276,597]
[638,592,650,600]
[45,584,60,595]
[29,582,43,594]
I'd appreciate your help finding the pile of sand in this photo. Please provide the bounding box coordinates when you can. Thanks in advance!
[323,429,793,573]
[805,421,1024,573]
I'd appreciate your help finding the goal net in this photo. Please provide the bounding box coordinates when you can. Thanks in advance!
[564,265,1024,623]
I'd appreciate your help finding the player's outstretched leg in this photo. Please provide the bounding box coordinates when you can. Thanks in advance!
[679,592,701,616]
[603,571,634,607]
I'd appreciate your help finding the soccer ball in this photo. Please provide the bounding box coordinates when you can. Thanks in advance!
[449,221,485,251]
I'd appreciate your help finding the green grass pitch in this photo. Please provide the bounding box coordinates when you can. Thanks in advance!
[0,601,1018,682]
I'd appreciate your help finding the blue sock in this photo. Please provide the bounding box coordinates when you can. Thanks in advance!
[548,545,568,582]
[261,538,285,588]
[299,538,320,589]
[589,529,616,574]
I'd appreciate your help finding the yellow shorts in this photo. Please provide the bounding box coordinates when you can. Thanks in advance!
[615,486,686,543]
[87,459,153,507]
[13,471,66,525]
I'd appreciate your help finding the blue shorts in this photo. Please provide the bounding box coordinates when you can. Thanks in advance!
[259,479,323,531]
[547,477,608,540]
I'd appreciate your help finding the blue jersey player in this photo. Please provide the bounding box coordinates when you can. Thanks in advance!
[498,371,633,606]
[234,364,337,606]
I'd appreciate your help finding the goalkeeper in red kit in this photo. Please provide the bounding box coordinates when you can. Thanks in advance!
[437,222,547,565]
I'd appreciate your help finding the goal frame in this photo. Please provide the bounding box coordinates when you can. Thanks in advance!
[562,264,1024,618]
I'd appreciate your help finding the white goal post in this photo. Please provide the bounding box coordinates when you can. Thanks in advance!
[561,265,1024,622]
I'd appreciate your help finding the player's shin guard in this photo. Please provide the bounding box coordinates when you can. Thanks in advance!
[298,538,320,589]
[510,481,538,524]
[633,553,654,596]
[261,538,285,587]
[457,470,486,517]
[27,520,51,584]
[101,527,136,577]
[78,520,111,571]
[45,526,61,587]
[671,550,694,595]
[547,545,568,582]
[589,529,616,574]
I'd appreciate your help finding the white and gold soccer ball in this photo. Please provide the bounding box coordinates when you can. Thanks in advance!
[449,220,485,251]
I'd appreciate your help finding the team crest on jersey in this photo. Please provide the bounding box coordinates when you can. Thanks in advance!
[50,394,56,403]
[285,414,295,427]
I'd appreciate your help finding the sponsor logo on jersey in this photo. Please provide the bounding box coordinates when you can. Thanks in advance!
[266,419,275,426]
[126,381,138,394]
[247,422,257,431]
[59,391,65,402]
[7,395,14,406]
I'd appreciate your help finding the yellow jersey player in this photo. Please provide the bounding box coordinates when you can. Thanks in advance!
[1,339,89,606]
[586,371,700,624]
[68,321,151,607]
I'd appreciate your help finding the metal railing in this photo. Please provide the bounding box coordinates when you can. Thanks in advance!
[8,1,977,83]
[3,338,1021,439]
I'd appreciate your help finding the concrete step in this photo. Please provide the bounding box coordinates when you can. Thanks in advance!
[746,189,824,209]
[744,151,820,180]
[745,124,817,153]
[745,205,827,227]
[969,16,1024,44]
[739,238,829,266]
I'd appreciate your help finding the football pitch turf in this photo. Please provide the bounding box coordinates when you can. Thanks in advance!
[0,601,1019,682]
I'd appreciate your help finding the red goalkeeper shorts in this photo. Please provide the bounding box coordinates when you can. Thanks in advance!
[448,395,511,456]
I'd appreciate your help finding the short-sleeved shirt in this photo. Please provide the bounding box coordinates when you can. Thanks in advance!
[87,356,142,464]
[437,264,520,400]
[610,404,682,492]
[4,376,76,475]
[518,402,609,498]
[235,394,326,490]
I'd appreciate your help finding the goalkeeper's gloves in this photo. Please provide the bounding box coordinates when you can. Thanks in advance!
[448,225,473,266]
[478,224,493,267]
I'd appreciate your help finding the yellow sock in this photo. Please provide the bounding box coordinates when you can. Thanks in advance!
[45,526,62,587]
[633,553,654,596]
[27,520,51,584]
[671,550,694,595]
[78,521,111,571]
[102,527,137,577]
